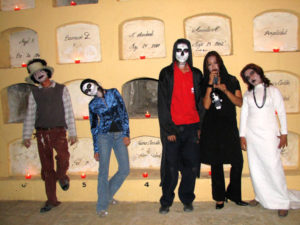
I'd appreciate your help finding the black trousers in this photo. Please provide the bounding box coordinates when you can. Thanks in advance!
[211,163,243,202]
[160,124,199,207]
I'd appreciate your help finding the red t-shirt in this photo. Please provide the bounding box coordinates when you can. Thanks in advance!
[171,63,200,125]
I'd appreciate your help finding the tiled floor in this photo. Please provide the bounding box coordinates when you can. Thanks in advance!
[0,200,299,225]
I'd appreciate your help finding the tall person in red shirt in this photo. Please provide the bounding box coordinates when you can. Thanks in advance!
[158,39,205,214]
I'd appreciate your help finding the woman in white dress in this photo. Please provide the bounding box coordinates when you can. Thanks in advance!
[239,63,300,217]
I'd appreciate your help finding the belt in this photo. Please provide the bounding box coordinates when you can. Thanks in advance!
[36,126,65,131]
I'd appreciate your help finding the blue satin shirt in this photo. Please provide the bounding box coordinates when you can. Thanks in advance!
[89,88,130,153]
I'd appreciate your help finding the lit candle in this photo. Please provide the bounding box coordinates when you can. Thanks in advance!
[75,58,80,64]
[14,5,21,11]
[80,173,86,179]
[83,116,89,120]
[142,172,148,178]
[273,47,280,52]
[140,56,146,59]
[208,171,212,176]
[145,111,151,118]
[25,173,32,179]
[70,1,77,6]
[21,62,27,67]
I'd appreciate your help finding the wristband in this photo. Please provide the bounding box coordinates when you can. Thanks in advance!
[207,84,213,88]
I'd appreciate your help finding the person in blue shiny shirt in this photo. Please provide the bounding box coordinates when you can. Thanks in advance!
[80,79,130,217]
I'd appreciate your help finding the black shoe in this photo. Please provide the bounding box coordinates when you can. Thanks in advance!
[59,179,69,191]
[226,197,248,206]
[216,202,224,209]
[40,204,54,213]
[159,206,170,214]
[183,203,193,212]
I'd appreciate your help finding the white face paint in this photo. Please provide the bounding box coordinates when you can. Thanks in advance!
[33,70,48,83]
[82,82,99,96]
[175,43,189,63]
[244,69,263,86]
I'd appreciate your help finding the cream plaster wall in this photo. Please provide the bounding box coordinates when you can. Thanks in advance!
[0,0,300,201]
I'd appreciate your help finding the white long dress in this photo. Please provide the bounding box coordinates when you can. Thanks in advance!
[240,84,300,210]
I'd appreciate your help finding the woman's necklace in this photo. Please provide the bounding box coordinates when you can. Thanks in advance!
[253,84,266,109]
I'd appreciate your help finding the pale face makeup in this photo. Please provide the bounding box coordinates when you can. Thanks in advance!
[82,82,99,96]
[33,70,48,83]
[244,69,263,86]
[175,43,189,64]
[207,56,219,74]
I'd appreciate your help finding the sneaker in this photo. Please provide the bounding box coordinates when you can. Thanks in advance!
[59,179,69,191]
[40,202,61,213]
[97,210,108,217]
[159,205,169,214]
[110,198,118,205]
[183,203,193,212]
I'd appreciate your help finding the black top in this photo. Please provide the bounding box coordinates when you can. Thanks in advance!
[199,66,243,165]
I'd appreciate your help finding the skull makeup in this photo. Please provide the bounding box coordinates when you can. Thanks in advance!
[175,43,189,64]
[81,82,99,96]
[33,70,48,83]
[244,69,262,86]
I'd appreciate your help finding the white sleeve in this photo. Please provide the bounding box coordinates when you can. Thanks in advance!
[239,92,249,137]
[272,87,287,135]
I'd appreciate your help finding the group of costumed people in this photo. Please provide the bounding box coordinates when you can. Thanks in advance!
[22,38,300,218]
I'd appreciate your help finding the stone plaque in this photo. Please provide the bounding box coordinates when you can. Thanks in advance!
[281,132,299,167]
[266,71,299,113]
[185,15,232,56]
[2,83,36,123]
[121,19,166,60]
[254,12,298,52]
[56,0,98,6]
[128,136,162,168]
[122,78,158,118]
[9,138,98,176]
[57,23,101,64]
[65,80,93,120]
[9,29,40,67]
[1,0,34,11]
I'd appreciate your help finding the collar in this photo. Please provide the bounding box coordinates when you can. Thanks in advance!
[38,80,56,89]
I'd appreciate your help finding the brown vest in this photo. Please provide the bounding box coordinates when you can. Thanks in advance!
[32,82,67,129]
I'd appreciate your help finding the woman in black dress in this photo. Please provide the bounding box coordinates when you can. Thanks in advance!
[200,51,248,209]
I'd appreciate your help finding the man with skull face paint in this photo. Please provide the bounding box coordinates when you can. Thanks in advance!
[80,79,130,217]
[157,39,205,214]
[23,58,77,213]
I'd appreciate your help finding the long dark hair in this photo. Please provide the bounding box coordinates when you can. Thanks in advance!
[240,63,271,90]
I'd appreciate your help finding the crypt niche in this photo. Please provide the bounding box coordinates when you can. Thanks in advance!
[122,78,158,118]
[0,0,35,11]
[1,83,36,123]
[0,28,40,68]
[55,0,98,7]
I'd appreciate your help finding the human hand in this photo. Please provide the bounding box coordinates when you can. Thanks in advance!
[94,152,99,161]
[209,71,219,84]
[167,135,176,142]
[123,137,130,146]
[23,139,31,148]
[69,136,77,146]
[240,137,247,151]
[278,134,288,149]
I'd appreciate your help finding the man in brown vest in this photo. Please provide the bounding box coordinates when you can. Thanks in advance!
[23,58,77,213]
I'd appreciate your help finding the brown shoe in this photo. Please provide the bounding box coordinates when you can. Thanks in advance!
[248,199,259,207]
[278,209,288,217]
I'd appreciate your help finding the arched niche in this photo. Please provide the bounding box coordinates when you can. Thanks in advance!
[54,0,98,7]
[1,0,34,11]
[184,14,232,56]
[120,18,166,60]
[56,23,101,64]
[9,138,98,176]
[0,28,40,68]
[65,79,93,120]
[253,11,298,52]
[1,83,36,123]
[122,78,158,118]
[265,71,299,113]
[128,136,161,169]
